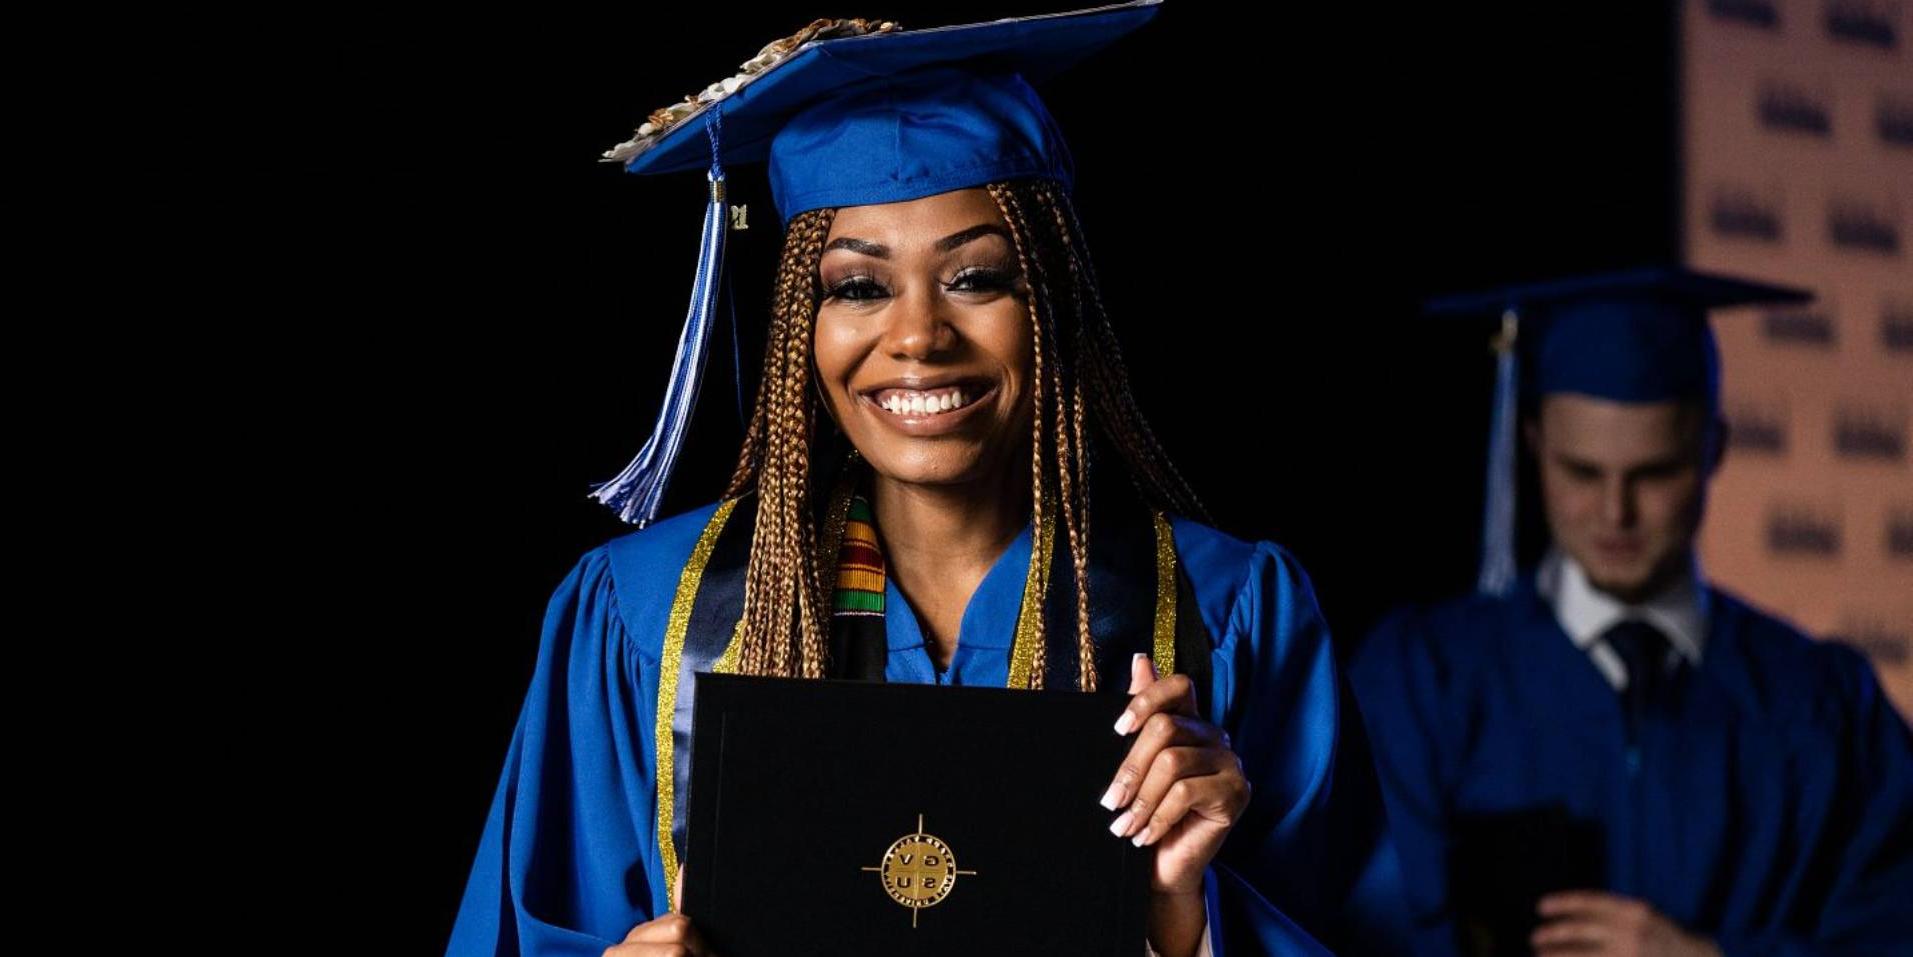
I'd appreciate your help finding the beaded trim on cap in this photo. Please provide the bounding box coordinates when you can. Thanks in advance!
[599,17,904,166]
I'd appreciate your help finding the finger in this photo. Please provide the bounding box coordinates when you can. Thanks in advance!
[616,916,719,957]
[1127,653,1151,695]
[1102,656,1155,810]
[1530,915,1615,951]
[622,913,699,943]
[1120,742,1236,845]
[1537,890,1631,918]
[1105,716,1227,834]
[1130,752,1249,847]
[1106,712,1225,813]
[673,861,685,913]
[1114,671,1198,736]
[605,944,710,957]
[605,943,717,957]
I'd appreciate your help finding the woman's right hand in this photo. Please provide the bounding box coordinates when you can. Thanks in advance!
[603,865,718,956]
[601,913,717,957]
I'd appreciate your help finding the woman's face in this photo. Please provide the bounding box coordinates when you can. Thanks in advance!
[812,186,1034,488]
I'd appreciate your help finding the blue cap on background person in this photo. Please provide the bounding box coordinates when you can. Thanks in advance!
[1423,265,1812,596]
[585,1,1165,526]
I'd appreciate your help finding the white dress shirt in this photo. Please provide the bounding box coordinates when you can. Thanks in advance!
[1536,547,1711,691]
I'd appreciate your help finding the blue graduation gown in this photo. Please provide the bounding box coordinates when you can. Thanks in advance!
[1348,571,1913,956]
[444,499,1409,956]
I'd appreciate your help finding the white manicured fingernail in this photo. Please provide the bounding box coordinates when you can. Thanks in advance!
[1109,810,1134,836]
[1132,826,1153,847]
[1099,781,1124,810]
[1113,711,1136,735]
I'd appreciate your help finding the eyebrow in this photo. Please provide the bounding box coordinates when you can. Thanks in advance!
[1550,451,1693,475]
[1552,453,1605,474]
[823,223,1011,258]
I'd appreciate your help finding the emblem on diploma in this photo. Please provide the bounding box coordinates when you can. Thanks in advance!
[860,814,979,927]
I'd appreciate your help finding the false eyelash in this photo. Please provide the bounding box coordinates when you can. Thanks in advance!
[822,267,1021,301]
[949,265,1019,292]
[823,272,884,300]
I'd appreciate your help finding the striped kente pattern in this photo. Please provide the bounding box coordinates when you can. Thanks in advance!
[833,495,885,617]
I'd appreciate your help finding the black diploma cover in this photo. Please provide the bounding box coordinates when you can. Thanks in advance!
[1448,805,1608,957]
[682,672,1152,956]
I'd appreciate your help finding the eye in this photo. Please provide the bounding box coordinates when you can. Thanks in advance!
[947,266,1017,293]
[825,275,887,302]
[1633,461,1693,483]
[1562,462,1602,482]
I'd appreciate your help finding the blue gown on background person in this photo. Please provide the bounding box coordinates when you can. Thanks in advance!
[443,489,1409,957]
[1350,568,1913,955]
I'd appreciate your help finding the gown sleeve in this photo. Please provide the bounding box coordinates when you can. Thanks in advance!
[1197,539,1413,956]
[1710,643,1913,957]
[443,545,662,957]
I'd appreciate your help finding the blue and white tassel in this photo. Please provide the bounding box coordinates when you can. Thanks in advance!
[588,111,732,526]
[1477,307,1520,596]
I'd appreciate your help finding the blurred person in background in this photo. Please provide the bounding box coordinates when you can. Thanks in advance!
[1348,267,1913,957]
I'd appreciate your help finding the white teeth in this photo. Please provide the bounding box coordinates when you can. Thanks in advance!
[874,387,977,416]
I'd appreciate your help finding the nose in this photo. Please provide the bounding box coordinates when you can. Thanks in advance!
[880,280,957,360]
[1602,475,1638,529]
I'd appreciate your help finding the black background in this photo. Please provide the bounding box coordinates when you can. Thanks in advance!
[253,2,1682,949]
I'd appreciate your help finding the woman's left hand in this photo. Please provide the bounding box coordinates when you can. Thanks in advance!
[1101,653,1251,895]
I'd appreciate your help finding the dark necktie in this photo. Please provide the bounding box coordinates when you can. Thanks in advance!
[1602,618,1672,718]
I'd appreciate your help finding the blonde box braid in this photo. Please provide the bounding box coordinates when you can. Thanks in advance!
[723,205,837,680]
[720,180,1199,691]
[988,179,1084,690]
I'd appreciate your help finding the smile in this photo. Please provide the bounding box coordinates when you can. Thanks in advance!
[857,378,998,435]
[872,385,979,415]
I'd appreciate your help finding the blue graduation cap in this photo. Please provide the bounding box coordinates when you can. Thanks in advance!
[586,1,1165,526]
[1424,265,1811,596]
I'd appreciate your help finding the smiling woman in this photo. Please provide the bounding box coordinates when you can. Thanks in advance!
[442,5,1410,957]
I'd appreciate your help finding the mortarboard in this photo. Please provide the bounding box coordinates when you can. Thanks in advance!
[585,1,1165,526]
[1423,265,1812,596]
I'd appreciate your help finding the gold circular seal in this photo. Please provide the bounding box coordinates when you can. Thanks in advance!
[874,832,959,909]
